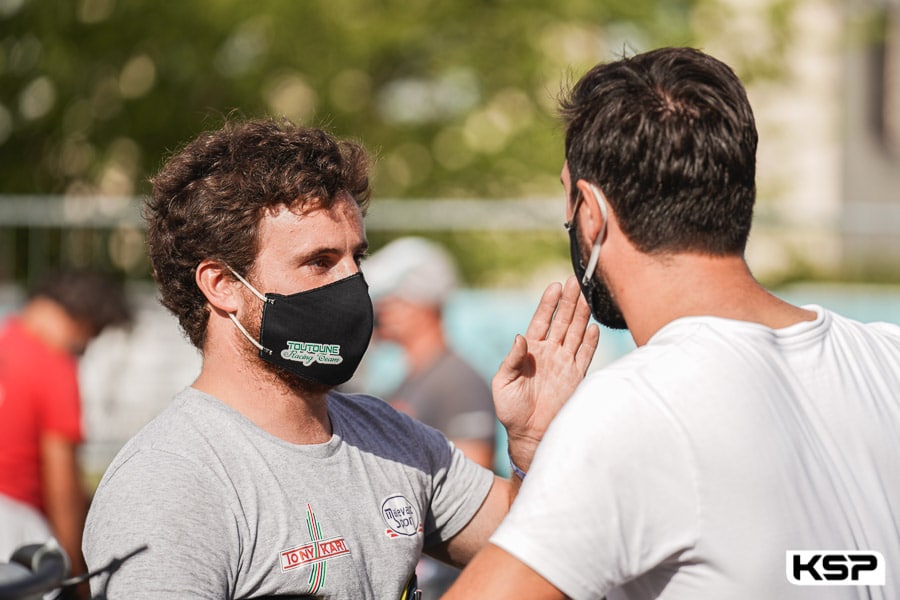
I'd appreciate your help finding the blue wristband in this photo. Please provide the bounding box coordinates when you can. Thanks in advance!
[508,452,527,480]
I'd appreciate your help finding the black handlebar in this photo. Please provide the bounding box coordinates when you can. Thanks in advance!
[0,541,147,600]
[0,541,69,600]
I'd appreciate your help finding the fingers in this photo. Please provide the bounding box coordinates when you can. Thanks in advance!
[544,276,579,344]
[524,282,562,341]
[563,282,593,351]
[525,276,594,349]
[575,323,601,375]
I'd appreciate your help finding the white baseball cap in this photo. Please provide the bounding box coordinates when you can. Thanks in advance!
[363,236,459,306]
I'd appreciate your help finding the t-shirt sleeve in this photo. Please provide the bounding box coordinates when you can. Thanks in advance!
[489,375,699,600]
[413,418,494,548]
[84,449,240,599]
[39,352,83,443]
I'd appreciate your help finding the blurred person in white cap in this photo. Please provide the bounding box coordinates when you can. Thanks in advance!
[364,236,497,599]
[363,236,496,470]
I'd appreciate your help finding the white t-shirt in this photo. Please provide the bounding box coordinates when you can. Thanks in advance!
[492,306,900,600]
[0,493,52,560]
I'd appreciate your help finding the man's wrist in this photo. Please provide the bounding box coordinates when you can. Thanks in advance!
[506,436,536,479]
[508,450,528,480]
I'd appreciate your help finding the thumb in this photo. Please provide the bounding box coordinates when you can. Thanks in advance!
[494,334,529,387]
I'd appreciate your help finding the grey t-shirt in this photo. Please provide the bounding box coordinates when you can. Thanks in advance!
[84,387,493,599]
[389,350,495,444]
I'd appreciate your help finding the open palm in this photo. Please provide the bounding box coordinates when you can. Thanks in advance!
[492,276,600,471]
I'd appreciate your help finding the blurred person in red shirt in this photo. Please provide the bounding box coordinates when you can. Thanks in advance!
[0,270,131,596]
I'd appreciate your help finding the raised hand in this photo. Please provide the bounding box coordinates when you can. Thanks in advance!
[492,275,600,472]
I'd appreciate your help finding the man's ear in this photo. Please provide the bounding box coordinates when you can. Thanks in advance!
[195,260,241,313]
[574,179,608,241]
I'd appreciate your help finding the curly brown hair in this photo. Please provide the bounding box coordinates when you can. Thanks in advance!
[146,118,371,349]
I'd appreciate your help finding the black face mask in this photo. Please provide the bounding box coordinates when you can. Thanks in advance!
[565,184,628,330]
[229,270,374,386]
[567,219,627,330]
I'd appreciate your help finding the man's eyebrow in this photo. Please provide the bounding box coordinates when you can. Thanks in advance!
[299,240,369,260]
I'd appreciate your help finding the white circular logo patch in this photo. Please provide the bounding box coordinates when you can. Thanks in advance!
[381,495,421,538]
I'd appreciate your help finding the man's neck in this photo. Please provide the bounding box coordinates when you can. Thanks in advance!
[614,252,817,346]
[193,348,333,445]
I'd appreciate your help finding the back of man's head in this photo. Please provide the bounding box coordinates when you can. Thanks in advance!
[28,269,132,337]
[560,46,758,257]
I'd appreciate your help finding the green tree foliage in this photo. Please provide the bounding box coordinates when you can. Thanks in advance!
[0,0,702,284]
[0,0,698,198]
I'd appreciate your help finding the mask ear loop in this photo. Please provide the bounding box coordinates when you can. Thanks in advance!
[224,265,274,356]
[226,265,269,302]
[580,184,608,287]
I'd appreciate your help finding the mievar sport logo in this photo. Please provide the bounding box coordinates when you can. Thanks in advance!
[381,495,423,538]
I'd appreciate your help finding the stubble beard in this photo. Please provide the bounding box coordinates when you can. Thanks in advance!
[575,224,628,331]
[239,295,333,397]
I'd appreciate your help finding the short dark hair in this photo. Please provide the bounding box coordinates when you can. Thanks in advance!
[146,117,371,348]
[29,270,132,337]
[560,46,758,255]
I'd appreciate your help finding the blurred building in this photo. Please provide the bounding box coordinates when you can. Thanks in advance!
[841,1,900,277]
[698,0,900,282]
